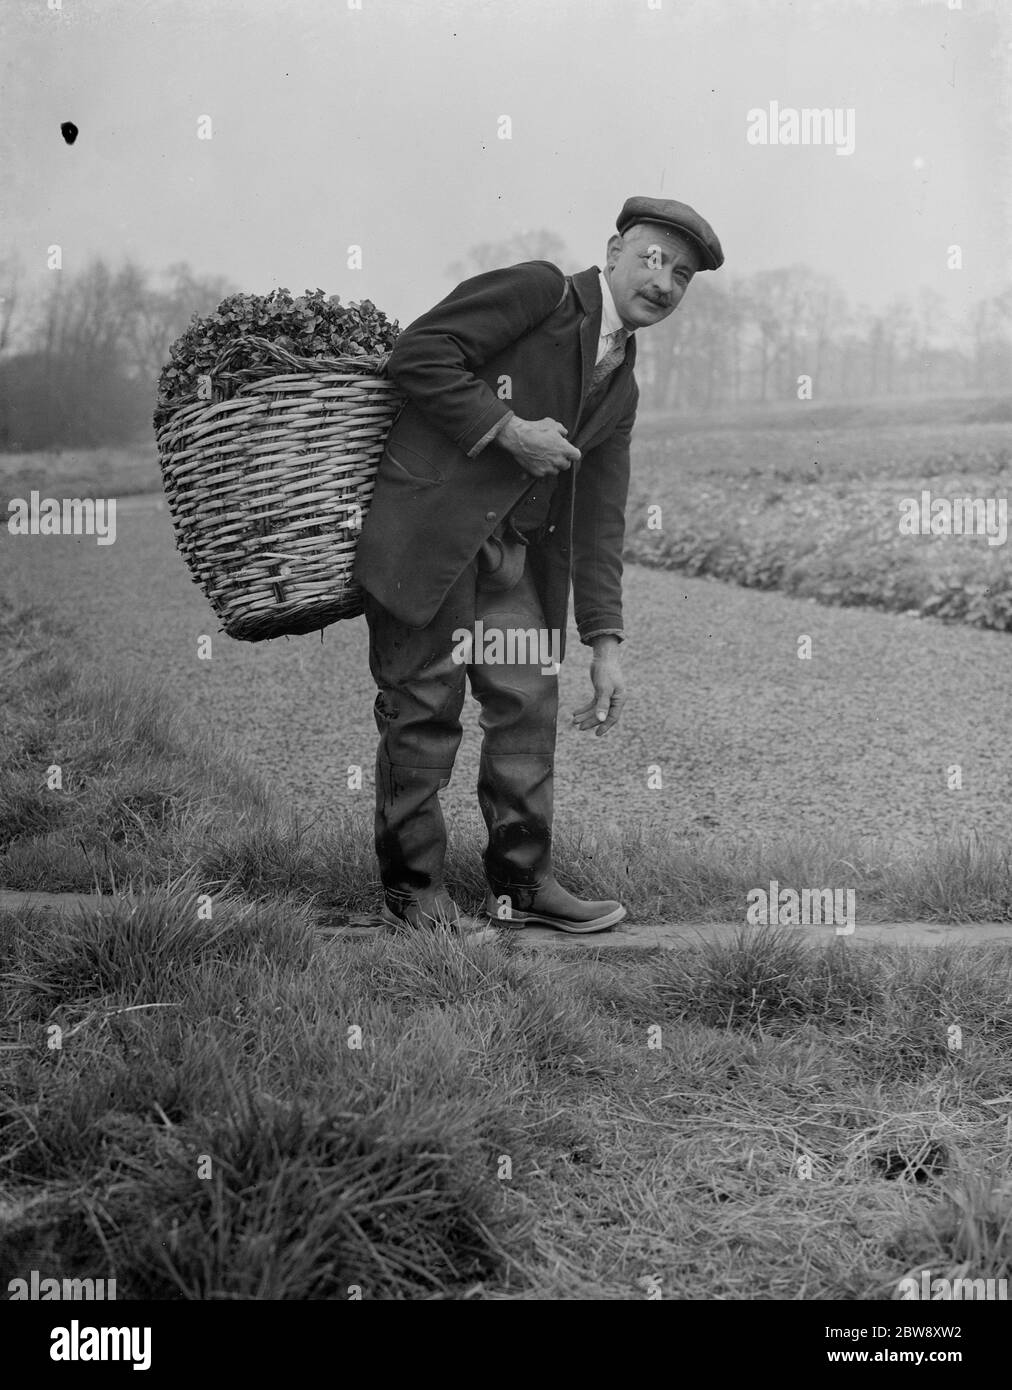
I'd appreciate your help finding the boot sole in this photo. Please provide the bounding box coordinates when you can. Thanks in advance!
[488,903,627,934]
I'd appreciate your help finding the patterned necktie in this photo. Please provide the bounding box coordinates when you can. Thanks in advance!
[589,327,630,395]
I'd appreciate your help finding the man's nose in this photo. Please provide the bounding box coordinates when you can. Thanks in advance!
[648,267,676,298]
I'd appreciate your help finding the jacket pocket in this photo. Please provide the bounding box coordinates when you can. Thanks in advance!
[383,440,444,486]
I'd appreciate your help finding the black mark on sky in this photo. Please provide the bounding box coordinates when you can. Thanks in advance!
[61,122,79,145]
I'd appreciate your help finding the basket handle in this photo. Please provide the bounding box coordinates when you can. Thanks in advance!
[211,333,394,378]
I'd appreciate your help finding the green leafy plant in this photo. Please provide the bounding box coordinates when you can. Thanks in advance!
[155,288,400,424]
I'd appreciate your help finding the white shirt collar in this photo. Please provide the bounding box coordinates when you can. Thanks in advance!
[598,269,627,339]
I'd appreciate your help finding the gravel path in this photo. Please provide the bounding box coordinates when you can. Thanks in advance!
[5,493,1011,850]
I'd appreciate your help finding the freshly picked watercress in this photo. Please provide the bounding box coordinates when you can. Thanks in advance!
[155,287,400,424]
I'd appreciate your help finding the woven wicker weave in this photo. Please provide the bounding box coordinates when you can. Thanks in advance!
[155,335,403,642]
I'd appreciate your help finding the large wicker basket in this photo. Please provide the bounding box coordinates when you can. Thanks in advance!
[155,335,403,642]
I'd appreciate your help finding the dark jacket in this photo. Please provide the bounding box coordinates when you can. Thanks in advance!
[353,260,638,660]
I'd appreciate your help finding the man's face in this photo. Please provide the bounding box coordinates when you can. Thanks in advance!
[604,223,700,330]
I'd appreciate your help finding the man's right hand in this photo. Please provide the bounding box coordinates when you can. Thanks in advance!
[498,416,581,478]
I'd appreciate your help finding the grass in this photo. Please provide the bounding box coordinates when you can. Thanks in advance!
[2,890,1011,1298]
[626,393,1012,631]
[1,595,1011,1299]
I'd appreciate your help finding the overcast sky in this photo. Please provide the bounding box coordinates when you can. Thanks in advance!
[3,0,1010,330]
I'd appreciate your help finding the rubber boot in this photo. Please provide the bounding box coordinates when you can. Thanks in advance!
[478,752,625,934]
[380,884,497,942]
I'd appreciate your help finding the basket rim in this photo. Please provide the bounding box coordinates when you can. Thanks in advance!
[154,333,398,430]
[155,371,403,442]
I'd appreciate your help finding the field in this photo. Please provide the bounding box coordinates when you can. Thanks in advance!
[0,441,161,509]
[627,394,1012,631]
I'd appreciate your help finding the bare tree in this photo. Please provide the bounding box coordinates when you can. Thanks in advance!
[0,256,240,449]
[446,229,576,282]
[970,288,1012,393]
[0,252,23,354]
[122,261,238,381]
[739,269,797,402]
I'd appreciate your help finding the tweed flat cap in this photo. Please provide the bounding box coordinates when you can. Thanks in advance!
[616,195,724,270]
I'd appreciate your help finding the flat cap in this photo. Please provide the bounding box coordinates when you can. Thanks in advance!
[616,195,724,271]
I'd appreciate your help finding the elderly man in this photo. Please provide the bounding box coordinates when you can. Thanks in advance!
[353,196,724,935]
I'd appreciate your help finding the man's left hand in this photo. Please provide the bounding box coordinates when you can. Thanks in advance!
[571,641,625,737]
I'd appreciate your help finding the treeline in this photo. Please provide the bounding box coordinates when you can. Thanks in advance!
[0,258,236,451]
[2,244,1010,451]
[633,266,1012,412]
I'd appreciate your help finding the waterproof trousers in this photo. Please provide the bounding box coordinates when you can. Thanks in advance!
[363,551,560,913]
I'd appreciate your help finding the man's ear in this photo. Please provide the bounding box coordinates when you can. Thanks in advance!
[605,233,624,265]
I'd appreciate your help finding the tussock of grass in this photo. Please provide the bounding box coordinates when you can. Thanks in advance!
[13,880,312,1009]
[583,930,1012,1072]
[119,1091,517,1300]
[885,1171,1012,1286]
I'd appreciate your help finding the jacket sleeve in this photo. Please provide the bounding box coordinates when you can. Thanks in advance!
[572,381,638,645]
[383,260,567,457]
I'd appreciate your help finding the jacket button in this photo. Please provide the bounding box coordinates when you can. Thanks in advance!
[485,511,497,522]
